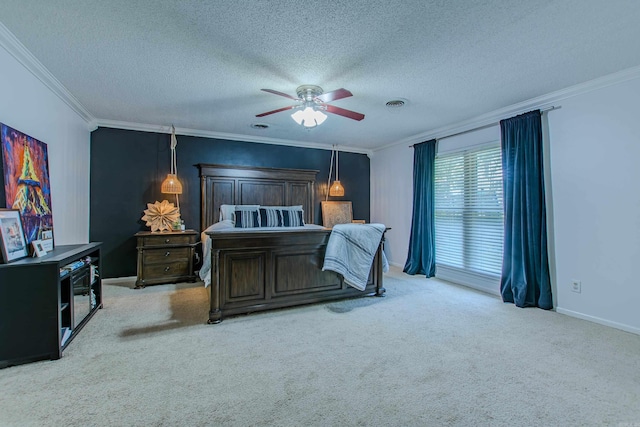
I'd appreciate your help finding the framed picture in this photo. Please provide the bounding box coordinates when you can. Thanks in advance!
[321,201,353,228]
[1,123,54,249]
[0,208,29,263]
[40,228,54,252]
[32,239,48,257]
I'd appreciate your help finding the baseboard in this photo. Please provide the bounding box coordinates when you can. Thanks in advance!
[435,265,501,297]
[556,307,640,336]
[387,264,404,273]
[103,276,136,284]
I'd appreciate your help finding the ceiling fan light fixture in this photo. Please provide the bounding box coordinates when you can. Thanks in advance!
[291,106,327,128]
[258,85,363,124]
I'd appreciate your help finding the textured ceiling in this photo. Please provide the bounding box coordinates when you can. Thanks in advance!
[1,0,640,152]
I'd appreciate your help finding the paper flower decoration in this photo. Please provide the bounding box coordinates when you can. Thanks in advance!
[141,200,180,232]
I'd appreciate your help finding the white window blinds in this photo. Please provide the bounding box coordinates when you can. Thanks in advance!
[434,143,503,279]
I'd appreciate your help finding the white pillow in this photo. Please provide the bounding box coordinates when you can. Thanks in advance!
[219,204,236,222]
[219,204,260,222]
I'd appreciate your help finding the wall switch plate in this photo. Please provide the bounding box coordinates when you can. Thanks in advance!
[571,280,582,293]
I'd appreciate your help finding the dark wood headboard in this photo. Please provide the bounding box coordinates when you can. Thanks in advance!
[198,164,318,231]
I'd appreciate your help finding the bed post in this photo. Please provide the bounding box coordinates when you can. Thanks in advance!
[375,231,388,297]
[375,244,386,297]
[200,175,207,233]
[208,249,223,324]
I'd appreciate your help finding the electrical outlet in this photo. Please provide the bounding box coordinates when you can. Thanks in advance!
[571,280,581,293]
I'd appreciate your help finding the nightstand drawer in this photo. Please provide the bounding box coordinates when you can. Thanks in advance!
[143,261,189,279]
[142,234,194,246]
[135,229,198,288]
[143,247,191,264]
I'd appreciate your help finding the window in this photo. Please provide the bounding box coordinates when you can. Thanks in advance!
[434,143,503,289]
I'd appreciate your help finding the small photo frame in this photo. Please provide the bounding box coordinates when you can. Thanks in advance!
[0,209,29,263]
[40,228,54,252]
[32,239,48,257]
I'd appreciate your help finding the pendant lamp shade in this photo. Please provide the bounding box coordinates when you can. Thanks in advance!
[161,173,182,194]
[329,180,344,196]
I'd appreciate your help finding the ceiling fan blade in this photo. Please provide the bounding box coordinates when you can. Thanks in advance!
[255,105,298,117]
[260,88,299,100]
[315,88,353,103]
[325,104,365,121]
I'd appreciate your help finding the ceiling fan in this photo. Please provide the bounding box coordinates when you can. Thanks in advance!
[256,85,365,127]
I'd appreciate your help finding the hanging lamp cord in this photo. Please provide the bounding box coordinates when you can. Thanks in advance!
[171,125,180,211]
[336,146,339,182]
[326,146,335,201]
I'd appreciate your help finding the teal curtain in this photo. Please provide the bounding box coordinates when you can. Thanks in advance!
[500,110,552,309]
[404,139,437,277]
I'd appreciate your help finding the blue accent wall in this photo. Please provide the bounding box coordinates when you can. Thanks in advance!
[90,127,370,278]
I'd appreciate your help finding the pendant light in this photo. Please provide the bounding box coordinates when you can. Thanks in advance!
[160,125,183,211]
[328,145,345,197]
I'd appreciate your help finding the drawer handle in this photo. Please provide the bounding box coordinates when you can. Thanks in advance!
[164,251,171,257]
[164,266,171,272]
[165,238,171,243]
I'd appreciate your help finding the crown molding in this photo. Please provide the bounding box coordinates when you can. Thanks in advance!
[374,64,640,152]
[0,22,96,129]
[95,119,373,155]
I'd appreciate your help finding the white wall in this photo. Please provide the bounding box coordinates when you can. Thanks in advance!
[370,141,413,268]
[0,43,91,245]
[548,76,640,334]
[372,73,640,334]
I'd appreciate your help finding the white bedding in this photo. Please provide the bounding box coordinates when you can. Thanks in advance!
[198,220,326,287]
[322,223,388,290]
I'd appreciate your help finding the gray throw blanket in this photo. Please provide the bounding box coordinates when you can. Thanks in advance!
[322,223,387,291]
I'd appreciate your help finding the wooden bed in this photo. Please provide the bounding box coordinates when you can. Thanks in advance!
[199,164,385,324]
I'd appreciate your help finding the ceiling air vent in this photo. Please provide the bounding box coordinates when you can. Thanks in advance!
[251,123,270,130]
[385,99,406,108]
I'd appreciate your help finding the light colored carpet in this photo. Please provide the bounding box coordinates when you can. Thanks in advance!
[1,268,639,426]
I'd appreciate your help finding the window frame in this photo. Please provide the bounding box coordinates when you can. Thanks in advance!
[434,141,503,295]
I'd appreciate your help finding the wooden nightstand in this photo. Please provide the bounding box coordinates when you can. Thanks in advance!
[134,230,198,289]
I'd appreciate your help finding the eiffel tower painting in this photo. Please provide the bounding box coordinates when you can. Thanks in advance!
[1,123,54,246]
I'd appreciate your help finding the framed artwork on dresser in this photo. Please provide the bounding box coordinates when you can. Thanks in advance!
[0,208,28,263]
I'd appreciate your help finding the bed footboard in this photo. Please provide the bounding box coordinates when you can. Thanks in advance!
[206,229,384,324]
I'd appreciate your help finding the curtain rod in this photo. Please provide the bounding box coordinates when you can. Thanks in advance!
[410,105,560,147]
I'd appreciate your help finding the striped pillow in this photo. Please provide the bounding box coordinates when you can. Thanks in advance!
[261,206,305,227]
[259,208,283,227]
[281,209,304,227]
[234,209,260,228]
